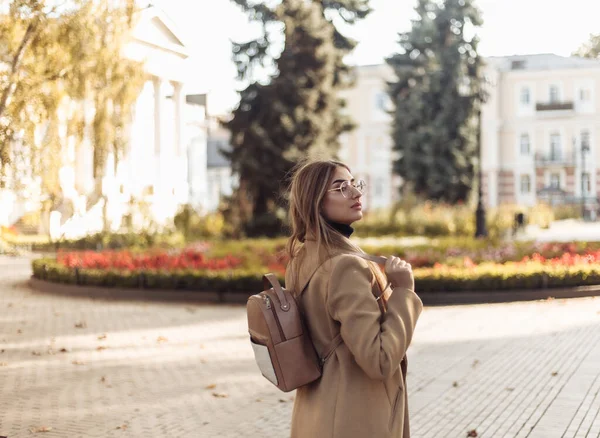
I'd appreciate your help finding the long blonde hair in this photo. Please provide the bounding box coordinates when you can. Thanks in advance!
[285,159,388,294]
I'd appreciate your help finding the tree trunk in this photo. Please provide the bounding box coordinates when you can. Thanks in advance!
[0,19,40,119]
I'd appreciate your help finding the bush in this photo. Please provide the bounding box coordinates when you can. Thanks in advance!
[32,256,600,294]
[174,205,226,240]
[354,202,555,239]
[31,231,185,252]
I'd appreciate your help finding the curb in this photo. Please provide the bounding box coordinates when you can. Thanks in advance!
[27,277,251,304]
[420,284,600,305]
[28,277,600,306]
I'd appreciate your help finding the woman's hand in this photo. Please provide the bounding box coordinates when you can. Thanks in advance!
[384,256,414,291]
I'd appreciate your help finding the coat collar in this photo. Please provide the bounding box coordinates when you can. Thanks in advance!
[286,239,348,294]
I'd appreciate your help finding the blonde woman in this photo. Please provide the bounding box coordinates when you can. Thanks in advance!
[285,160,423,438]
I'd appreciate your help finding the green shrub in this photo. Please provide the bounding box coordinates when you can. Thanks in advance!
[32,257,600,294]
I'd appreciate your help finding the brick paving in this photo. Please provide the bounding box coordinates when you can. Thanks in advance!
[1,255,600,437]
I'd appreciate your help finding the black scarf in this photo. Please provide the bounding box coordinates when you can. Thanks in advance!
[326,220,354,238]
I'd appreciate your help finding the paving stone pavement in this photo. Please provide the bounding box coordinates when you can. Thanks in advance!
[1,255,600,437]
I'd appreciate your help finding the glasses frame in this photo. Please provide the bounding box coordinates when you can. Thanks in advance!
[327,179,367,199]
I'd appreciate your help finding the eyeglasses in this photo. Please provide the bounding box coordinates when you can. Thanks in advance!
[327,179,367,198]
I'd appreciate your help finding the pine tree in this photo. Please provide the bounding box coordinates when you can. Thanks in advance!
[224,0,370,237]
[387,0,484,204]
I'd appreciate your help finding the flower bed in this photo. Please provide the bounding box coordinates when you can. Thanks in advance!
[31,242,600,294]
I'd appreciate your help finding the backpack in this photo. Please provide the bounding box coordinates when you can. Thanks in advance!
[246,252,387,392]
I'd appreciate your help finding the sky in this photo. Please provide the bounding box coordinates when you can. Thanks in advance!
[155,0,600,115]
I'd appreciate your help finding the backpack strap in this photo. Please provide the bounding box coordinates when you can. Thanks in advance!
[263,273,290,311]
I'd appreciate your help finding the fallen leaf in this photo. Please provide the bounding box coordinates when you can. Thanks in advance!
[7,303,12,307]
[505,387,515,392]
[205,384,217,390]
[551,372,558,376]
[32,351,42,356]
[101,376,106,382]
[279,399,287,403]
[72,360,85,365]
[185,307,196,313]
[472,360,480,368]
[75,322,87,329]
[1,349,4,353]
[203,422,209,425]
[467,429,478,437]
[96,346,108,351]
[116,424,128,430]
[98,334,107,340]
[59,348,69,353]
[29,426,53,433]
[157,336,168,343]
[212,392,228,398]
[452,381,459,388]
[16,329,22,334]
[255,398,262,402]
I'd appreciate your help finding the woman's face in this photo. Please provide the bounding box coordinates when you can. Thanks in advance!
[321,166,363,225]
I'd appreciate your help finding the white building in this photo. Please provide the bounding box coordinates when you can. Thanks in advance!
[205,117,238,213]
[481,54,600,211]
[0,6,210,237]
[338,64,399,211]
[339,55,600,213]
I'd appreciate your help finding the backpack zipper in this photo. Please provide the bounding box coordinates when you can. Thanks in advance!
[265,295,285,342]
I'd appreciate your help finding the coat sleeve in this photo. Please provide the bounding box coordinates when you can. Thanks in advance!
[326,254,423,380]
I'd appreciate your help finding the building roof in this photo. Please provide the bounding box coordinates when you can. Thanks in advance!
[485,53,600,72]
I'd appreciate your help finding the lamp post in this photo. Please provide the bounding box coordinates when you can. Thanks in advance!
[581,136,588,220]
[475,102,487,238]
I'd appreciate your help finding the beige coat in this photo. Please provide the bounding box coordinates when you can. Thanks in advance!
[285,240,423,438]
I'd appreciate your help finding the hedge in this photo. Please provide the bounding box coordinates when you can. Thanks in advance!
[31,258,600,294]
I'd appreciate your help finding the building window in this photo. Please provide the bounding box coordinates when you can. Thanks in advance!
[549,85,560,103]
[520,175,531,194]
[520,133,530,155]
[580,89,591,101]
[581,130,591,152]
[520,87,530,105]
[550,173,561,189]
[375,92,391,113]
[550,133,561,160]
[582,172,591,194]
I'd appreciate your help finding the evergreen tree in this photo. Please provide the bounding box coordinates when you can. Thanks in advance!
[387,0,484,204]
[225,0,370,237]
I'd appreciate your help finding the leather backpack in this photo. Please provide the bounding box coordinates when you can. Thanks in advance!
[247,253,387,392]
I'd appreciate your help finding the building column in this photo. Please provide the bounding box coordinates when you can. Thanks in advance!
[173,81,184,157]
[153,77,162,157]
[152,77,163,196]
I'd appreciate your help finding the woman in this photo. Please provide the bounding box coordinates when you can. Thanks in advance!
[284,159,423,438]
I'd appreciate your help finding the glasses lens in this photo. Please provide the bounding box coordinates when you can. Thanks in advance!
[340,181,350,198]
[356,179,366,193]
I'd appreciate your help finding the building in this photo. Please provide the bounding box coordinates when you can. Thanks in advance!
[205,117,238,213]
[338,64,399,211]
[481,54,600,212]
[0,6,210,237]
[340,55,600,213]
